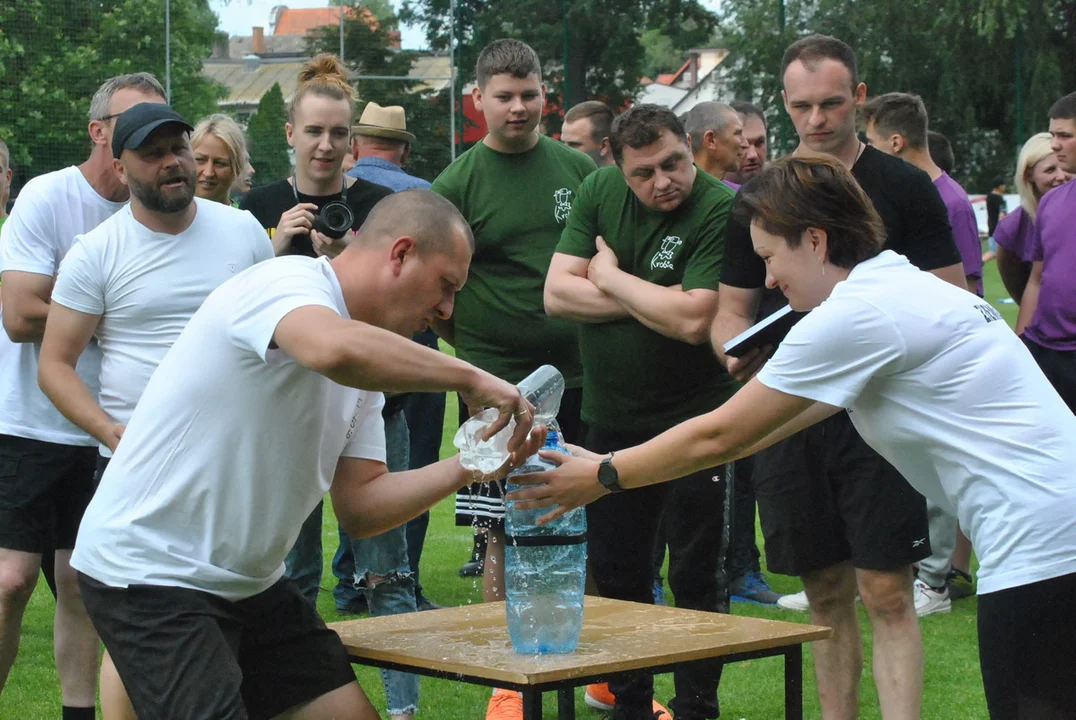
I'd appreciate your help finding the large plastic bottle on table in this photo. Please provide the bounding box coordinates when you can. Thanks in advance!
[503,426,587,654]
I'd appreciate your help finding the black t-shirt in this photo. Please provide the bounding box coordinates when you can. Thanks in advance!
[240,177,392,257]
[721,145,962,290]
[986,192,1003,235]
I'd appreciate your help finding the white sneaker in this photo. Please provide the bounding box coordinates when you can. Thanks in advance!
[913,578,952,616]
[777,590,810,611]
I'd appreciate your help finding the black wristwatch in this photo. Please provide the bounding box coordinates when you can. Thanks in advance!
[597,452,625,493]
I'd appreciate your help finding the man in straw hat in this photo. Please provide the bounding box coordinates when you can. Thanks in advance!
[345,102,428,192]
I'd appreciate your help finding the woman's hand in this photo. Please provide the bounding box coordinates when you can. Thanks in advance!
[505,452,609,525]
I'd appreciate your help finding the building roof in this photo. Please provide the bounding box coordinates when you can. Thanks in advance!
[655,58,692,86]
[272,6,366,35]
[228,33,306,59]
[202,58,307,113]
[202,53,453,114]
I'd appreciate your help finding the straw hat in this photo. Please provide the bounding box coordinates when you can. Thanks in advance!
[352,102,416,143]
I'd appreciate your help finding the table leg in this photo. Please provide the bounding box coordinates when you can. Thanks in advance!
[784,646,803,720]
[557,687,576,720]
[522,688,542,720]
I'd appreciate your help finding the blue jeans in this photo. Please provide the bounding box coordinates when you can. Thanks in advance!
[402,330,447,604]
[331,409,419,715]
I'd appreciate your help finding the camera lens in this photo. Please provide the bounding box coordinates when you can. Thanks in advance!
[315,201,354,239]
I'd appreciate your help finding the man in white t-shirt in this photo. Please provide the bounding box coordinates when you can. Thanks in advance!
[0,72,165,713]
[40,102,273,463]
[70,189,542,720]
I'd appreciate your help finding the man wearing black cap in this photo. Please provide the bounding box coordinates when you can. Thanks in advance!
[0,73,165,714]
[40,102,272,508]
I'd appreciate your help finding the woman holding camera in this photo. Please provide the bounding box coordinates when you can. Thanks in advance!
[512,156,1076,719]
[240,54,391,257]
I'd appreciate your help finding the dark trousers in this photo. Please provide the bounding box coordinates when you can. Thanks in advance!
[1022,336,1076,413]
[403,329,447,601]
[726,455,762,579]
[585,425,730,720]
[978,572,1076,718]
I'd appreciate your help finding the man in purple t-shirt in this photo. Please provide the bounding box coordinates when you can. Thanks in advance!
[1016,92,1076,411]
[863,93,982,296]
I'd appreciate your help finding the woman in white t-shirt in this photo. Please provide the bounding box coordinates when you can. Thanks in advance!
[510,156,1076,719]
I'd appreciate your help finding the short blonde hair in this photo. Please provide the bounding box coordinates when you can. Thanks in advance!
[1015,132,1057,221]
[191,114,247,177]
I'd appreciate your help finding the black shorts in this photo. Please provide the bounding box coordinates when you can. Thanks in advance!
[0,434,97,553]
[978,572,1076,718]
[1022,336,1076,413]
[455,387,586,530]
[78,574,357,720]
[753,413,930,576]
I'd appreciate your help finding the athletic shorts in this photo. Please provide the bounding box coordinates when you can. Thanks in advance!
[0,434,97,553]
[455,387,586,530]
[978,572,1076,718]
[78,574,357,720]
[752,412,930,576]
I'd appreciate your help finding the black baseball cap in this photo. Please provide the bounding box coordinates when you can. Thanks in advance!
[111,103,193,159]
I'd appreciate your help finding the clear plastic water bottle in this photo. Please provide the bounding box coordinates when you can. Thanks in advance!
[503,425,587,654]
[455,365,565,473]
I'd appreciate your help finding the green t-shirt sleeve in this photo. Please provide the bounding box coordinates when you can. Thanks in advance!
[431,165,462,209]
[681,196,731,292]
[555,174,600,259]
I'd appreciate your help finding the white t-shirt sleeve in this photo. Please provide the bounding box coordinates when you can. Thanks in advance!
[244,211,275,264]
[757,297,906,408]
[1,189,60,275]
[51,238,106,315]
[341,393,387,462]
[229,264,341,362]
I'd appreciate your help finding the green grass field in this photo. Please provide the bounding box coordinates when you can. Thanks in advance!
[1,257,1012,719]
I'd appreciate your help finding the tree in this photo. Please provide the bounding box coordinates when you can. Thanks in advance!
[305,2,454,182]
[398,0,718,119]
[716,0,1073,190]
[245,83,291,188]
[0,0,224,189]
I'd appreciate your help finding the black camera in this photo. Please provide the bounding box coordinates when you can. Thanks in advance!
[314,200,354,239]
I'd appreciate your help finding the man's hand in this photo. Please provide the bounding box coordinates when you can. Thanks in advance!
[505,452,608,525]
[311,228,354,259]
[725,345,773,382]
[459,371,536,459]
[586,236,619,291]
[104,424,125,453]
[272,203,319,255]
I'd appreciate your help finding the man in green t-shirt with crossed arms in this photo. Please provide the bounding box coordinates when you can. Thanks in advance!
[431,38,595,720]
[545,104,738,720]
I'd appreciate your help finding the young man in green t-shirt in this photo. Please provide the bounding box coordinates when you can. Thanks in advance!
[546,104,738,720]
[430,39,595,720]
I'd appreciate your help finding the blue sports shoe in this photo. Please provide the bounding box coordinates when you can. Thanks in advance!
[729,571,784,606]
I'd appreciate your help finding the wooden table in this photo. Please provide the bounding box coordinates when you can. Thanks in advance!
[331,597,831,719]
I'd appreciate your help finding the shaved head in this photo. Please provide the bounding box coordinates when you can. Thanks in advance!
[357,188,474,254]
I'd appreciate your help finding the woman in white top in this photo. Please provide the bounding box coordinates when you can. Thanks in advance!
[510,156,1076,719]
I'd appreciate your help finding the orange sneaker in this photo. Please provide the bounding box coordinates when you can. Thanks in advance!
[585,683,615,710]
[652,700,672,720]
[486,688,523,720]
[584,684,671,718]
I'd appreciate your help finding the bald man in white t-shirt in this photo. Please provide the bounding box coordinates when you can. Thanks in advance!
[70,189,542,720]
